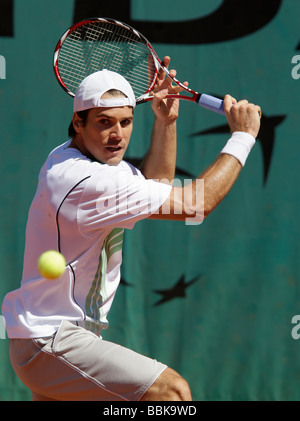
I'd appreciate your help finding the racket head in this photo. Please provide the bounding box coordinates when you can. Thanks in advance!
[53,17,160,100]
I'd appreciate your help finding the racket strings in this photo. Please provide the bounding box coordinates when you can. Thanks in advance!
[57,21,157,98]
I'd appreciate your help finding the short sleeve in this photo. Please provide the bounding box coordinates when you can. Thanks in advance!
[77,162,172,236]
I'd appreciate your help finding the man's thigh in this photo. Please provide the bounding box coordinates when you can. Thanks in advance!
[9,321,167,401]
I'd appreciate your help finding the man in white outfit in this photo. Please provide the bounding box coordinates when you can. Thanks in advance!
[2,57,261,401]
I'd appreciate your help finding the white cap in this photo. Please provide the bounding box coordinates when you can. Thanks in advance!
[73,70,136,112]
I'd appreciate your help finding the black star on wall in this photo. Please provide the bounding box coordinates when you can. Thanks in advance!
[153,275,200,306]
[120,274,200,306]
[120,277,133,287]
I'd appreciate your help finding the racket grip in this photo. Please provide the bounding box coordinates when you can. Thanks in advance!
[197,94,225,115]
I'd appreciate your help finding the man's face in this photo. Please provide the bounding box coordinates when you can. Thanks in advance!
[73,106,134,165]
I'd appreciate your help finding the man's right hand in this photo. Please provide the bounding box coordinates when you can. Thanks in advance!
[223,94,261,138]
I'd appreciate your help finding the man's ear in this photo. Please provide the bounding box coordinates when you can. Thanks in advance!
[72,113,82,133]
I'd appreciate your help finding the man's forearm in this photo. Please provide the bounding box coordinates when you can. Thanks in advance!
[196,153,242,217]
[149,94,261,223]
[151,153,242,223]
[140,118,177,185]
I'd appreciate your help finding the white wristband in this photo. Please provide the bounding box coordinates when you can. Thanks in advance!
[220,131,256,166]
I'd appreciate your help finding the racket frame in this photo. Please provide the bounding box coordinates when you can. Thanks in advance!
[53,17,223,114]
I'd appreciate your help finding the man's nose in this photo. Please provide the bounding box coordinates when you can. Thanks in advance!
[109,123,123,139]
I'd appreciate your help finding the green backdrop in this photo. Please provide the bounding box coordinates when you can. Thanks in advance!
[0,0,299,401]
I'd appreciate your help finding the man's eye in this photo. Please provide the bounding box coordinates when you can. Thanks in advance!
[122,119,132,127]
[98,119,110,125]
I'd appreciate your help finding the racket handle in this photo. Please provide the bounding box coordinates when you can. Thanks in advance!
[197,94,225,115]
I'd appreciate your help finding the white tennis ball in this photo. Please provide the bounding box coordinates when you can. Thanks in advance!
[38,250,66,279]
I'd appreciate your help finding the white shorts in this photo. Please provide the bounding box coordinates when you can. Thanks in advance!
[9,320,167,401]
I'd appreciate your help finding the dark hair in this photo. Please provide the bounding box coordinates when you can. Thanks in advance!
[68,109,90,138]
[68,89,128,138]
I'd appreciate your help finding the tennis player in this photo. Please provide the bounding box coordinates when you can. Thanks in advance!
[2,57,261,401]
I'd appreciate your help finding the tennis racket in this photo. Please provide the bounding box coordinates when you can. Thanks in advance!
[53,17,225,115]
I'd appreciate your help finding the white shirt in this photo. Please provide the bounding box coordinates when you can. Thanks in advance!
[2,141,172,338]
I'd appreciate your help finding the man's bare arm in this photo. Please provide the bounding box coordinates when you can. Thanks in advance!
[150,95,261,222]
[140,56,188,185]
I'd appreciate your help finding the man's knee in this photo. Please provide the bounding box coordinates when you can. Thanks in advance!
[141,367,192,401]
[169,374,191,401]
